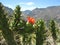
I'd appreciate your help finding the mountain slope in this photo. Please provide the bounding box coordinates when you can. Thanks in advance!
[4,6,13,16]
[4,5,60,23]
[25,6,60,22]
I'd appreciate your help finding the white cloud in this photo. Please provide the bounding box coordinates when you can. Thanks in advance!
[19,2,36,11]
[21,6,36,11]
[26,2,34,5]
[20,2,34,6]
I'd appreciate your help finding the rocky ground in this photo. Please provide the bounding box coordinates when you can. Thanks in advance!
[0,30,60,45]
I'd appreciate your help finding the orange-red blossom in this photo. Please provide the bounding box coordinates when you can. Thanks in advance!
[27,16,35,24]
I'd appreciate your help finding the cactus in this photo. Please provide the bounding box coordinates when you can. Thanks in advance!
[0,2,16,45]
[36,19,46,45]
[49,20,57,45]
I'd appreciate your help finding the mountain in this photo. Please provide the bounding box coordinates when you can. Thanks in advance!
[4,6,13,16]
[23,10,32,15]
[23,6,60,23]
[3,5,60,23]
[28,6,60,19]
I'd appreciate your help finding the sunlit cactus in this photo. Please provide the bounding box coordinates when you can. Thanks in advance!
[0,2,16,45]
[36,19,46,45]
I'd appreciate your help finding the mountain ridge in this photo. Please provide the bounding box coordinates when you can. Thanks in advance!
[4,5,60,23]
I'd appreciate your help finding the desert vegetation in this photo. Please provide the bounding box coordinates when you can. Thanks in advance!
[0,2,60,45]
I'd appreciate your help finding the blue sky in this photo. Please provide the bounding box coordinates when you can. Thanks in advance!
[0,0,60,11]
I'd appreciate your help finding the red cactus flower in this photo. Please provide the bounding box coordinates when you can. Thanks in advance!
[27,16,35,24]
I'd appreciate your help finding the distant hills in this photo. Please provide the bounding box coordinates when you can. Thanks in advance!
[4,5,60,23]
[22,6,60,23]
[4,6,13,16]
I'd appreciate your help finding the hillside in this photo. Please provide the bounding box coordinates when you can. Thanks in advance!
[23,6,60,22]
[4,5,60,23]
[4,6,13,16]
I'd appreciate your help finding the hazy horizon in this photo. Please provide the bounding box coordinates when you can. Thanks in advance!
[0,0,60,11]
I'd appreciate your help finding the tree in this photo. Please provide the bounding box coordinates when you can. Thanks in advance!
[49,20,57,45]
[36,19,46,45]
[0,2,16,45]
